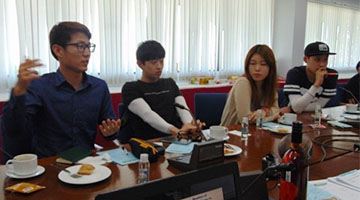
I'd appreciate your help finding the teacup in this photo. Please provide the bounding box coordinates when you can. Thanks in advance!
[208,80,216,85]
[6,153,38,176]
[279,113,297,125]
[210,126,228,139]
[346,104,358,112]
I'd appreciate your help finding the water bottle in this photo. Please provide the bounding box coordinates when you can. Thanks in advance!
[241,117,249,139]
[138,153,150,184]
[256,109,263,129]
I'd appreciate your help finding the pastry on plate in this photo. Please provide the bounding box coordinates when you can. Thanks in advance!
[224,144,235,154]
[77,164,95,175]
[277,128,289,134]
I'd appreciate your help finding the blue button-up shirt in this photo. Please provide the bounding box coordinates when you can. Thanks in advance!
[2,70,117,158]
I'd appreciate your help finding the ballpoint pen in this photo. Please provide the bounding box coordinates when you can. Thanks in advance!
[121,144,129,155]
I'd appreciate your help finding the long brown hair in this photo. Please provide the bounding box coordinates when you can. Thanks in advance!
[244,44,278,110]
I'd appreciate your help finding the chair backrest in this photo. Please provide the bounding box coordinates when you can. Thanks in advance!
[0,115,33,163]
[194,93,228,129]
[0,115,2,163]
[277,88,288,108]
[118,103,124,117]
[118,103,132,144]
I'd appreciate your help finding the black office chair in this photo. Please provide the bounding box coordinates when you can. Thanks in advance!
[194,93,228,129]
[277,88,288,108]
[118,103,124,117]
[118,103,132,144]
[0,115,33,163]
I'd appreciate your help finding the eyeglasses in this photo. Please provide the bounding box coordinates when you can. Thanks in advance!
[65,42,96,53]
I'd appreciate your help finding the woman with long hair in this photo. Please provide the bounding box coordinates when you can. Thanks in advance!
[221,44,279,126]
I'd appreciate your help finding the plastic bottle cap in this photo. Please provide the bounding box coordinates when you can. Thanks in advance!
[140,153,149,162]
[242,117,248,123]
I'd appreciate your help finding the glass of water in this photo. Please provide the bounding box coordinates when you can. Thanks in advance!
[315,104,322,127]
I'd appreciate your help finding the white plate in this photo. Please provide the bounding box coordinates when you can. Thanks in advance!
[224,144,242,157]
[58,165,111,185]
[342,113,360,120]
[6,166,45,179]
[263,125,292,135]
[344,110,360,115]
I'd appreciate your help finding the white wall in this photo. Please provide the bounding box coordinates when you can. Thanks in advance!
[273,0,308,78]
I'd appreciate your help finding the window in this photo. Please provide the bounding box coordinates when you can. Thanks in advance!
[305,1,360,71]
[0,0,274,90]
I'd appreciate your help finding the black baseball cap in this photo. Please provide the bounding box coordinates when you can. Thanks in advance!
[304,41,336,57]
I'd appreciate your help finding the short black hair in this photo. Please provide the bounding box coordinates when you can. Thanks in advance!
[356,61,360,71]
[49,21,91,60]
[136,40,165,64]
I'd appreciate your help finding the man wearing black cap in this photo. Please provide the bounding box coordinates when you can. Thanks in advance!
[283,41,338,113]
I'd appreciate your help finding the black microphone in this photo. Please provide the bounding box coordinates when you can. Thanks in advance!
[242,162,296,196]
[339,86,359,103]
[174,103,208,141]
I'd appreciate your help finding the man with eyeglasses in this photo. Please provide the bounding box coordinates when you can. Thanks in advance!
[1,21,121,160]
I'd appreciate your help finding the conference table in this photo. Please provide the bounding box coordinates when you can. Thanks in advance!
[1,106,359,200]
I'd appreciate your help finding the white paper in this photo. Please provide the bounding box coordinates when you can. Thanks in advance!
[78,153,112,165]
[228,130,242,137]
[308,170,360,200]
[328,170,360,192]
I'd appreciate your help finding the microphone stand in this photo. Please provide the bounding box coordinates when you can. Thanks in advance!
[339,86,359,104]
[174,103,208,141]
[0,146,14,161]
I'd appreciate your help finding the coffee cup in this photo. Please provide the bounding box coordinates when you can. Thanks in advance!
[6,154,38,176]
[279,113,297,125]
[208,80,216,85]
[346,104,358,112]
[210,126,228,139]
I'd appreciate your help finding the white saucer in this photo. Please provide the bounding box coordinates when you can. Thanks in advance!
[202,129,230,141]
[210,135,230,141]
[6,166,45,179]
[58,165,111,185]
[344,109,360,115]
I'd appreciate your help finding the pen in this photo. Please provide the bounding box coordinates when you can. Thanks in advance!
[121,145,129,155]
[327,72,338,76]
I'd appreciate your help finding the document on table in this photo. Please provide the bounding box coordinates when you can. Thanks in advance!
[307,169,360,200]
[328,169,360,192]
[97,148,139,165]
[165,142,196,154]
